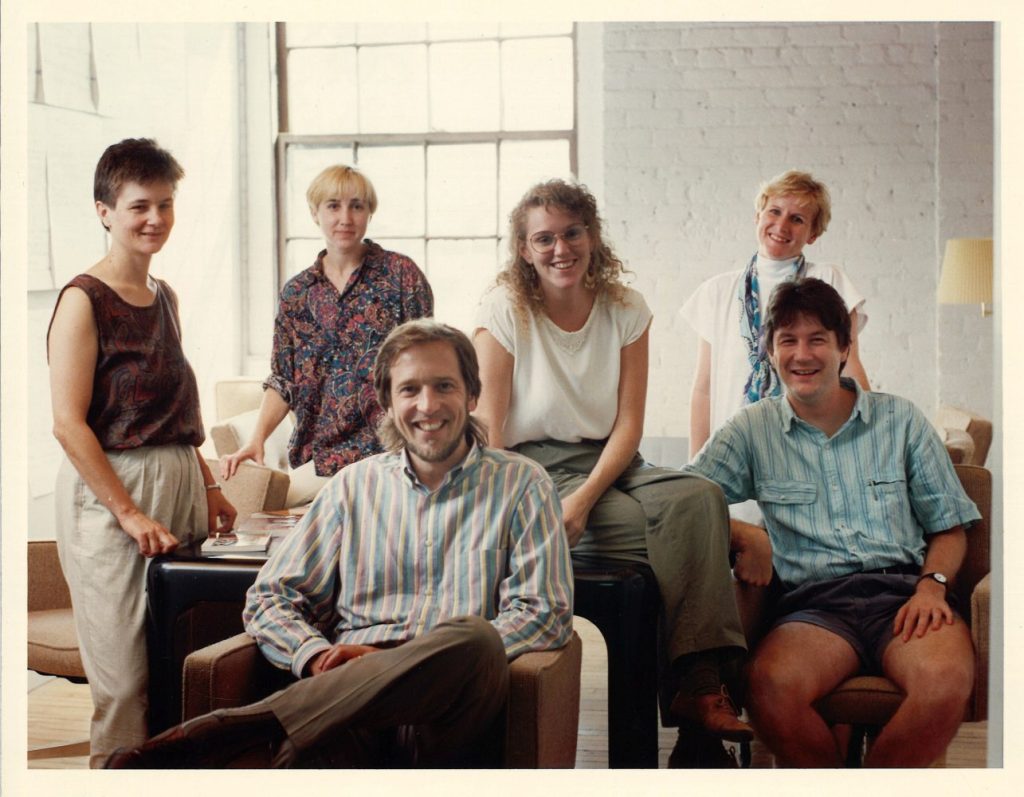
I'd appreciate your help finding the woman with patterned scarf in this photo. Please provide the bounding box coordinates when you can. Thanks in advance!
[682,170,870,519]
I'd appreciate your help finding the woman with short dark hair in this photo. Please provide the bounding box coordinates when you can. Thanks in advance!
[48,138,236,766]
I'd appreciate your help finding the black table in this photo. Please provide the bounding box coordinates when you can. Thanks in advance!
[146,545,265,734]
[146,547,661,767]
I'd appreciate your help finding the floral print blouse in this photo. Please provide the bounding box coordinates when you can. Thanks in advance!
[264,240,433,476]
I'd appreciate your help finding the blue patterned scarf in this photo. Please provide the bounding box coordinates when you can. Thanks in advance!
[739,253,806,404]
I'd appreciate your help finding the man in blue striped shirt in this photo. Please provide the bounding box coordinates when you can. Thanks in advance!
[108,321,574,769]
[687,278,980,767]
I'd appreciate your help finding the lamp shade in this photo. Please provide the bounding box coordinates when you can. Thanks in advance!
[938,238,993,305]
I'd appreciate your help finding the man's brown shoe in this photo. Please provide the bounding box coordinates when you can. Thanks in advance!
[667,729,740,768]
[670,685,754,743]
[104,708,285,769]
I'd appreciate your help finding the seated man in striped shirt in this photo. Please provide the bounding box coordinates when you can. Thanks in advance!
[107,320,574,769]
[686,278,980,767]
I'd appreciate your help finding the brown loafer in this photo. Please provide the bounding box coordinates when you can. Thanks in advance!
[104,708,285,769]
[671,686,754,743]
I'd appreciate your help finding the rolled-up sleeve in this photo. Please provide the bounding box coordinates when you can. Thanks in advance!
[262,295,299,407]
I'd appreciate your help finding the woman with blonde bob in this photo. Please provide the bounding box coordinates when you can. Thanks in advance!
[683,169,869,460]
[681,169,871,597]
[473,180,751,762]
[221,165,433,498]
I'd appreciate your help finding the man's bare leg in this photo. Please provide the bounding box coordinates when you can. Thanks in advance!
[864,618,974,767]
[746,622,860,767]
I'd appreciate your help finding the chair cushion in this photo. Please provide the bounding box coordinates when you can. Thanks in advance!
[813,676,904,726]
[207,459,290,519]
[28,608,86,679]
[285,459,329,507]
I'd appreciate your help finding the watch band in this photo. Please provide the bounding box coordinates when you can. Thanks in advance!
[917,572,948,589]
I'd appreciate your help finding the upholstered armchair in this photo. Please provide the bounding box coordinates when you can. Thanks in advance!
[735,463,992,766]
[937,405,992,466]
[27,540,89,760]
[181,630,584,768]
[209,378,324,509]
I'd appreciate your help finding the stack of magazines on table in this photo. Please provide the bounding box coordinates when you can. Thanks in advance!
[200,510,305,559]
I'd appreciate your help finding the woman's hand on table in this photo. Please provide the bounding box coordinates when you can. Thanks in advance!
[120,509,181,557]
[206,487,237,533]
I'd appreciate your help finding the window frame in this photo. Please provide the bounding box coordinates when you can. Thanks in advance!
[272,21,579,289]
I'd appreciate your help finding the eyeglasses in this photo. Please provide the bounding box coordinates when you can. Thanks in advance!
[527,224,589,255]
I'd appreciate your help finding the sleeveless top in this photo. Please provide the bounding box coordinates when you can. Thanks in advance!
[48,274,204,450]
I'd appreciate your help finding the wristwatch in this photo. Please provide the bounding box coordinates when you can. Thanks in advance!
[917,572,949,589]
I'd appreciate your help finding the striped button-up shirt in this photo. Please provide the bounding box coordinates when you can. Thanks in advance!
[687,379,980,588]
[243,443,574,677]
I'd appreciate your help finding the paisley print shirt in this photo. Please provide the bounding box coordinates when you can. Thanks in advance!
[264,241,433,476]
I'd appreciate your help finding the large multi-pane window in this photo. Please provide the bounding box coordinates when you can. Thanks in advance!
[277,22,576,331]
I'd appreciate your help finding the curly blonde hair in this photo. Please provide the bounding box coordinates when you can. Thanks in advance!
[497,180,628,322]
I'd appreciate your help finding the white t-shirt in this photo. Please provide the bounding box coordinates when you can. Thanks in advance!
[475,286,652,449]
[682,258,867,436]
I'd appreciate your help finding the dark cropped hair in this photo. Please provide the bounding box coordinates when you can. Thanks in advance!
[765,278,852,363]
[372,320,487,452]
[93,138,184,208]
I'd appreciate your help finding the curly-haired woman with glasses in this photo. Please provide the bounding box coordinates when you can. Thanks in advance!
[472,179,751,764]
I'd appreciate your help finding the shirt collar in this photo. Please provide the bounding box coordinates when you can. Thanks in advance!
[310,239,381,282]
[778,376,868,433]
[399,440,482,491]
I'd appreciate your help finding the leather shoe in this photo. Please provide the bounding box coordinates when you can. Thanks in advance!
[104,708,285,769]
[670,685,754,743]
[668,729,739,768]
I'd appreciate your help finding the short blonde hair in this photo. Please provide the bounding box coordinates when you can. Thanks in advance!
[755,170,831,239]
[306,165,378,215]
[498,179,627,322]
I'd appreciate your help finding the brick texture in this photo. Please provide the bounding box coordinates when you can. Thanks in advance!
[599,21,994,436]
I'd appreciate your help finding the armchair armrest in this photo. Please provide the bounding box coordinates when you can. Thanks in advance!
[182,633,293,719]
[505,632,583,768]
[970,572,990,721]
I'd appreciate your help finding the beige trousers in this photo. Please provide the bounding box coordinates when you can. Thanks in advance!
[261,616,509,767]
[54,444,206,767]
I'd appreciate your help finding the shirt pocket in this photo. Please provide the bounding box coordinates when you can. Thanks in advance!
[866,471,910,527]
[756,479,818,506]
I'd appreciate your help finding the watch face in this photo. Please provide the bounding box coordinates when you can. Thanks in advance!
[933,573,948,584]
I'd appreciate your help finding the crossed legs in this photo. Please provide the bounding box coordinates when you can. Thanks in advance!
[107,616,509,768]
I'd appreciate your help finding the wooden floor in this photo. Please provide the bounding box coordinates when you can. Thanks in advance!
[27,616,988,769]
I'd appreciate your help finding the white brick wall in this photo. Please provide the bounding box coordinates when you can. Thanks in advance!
[937,22,995,420]
[598,21,994,437]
